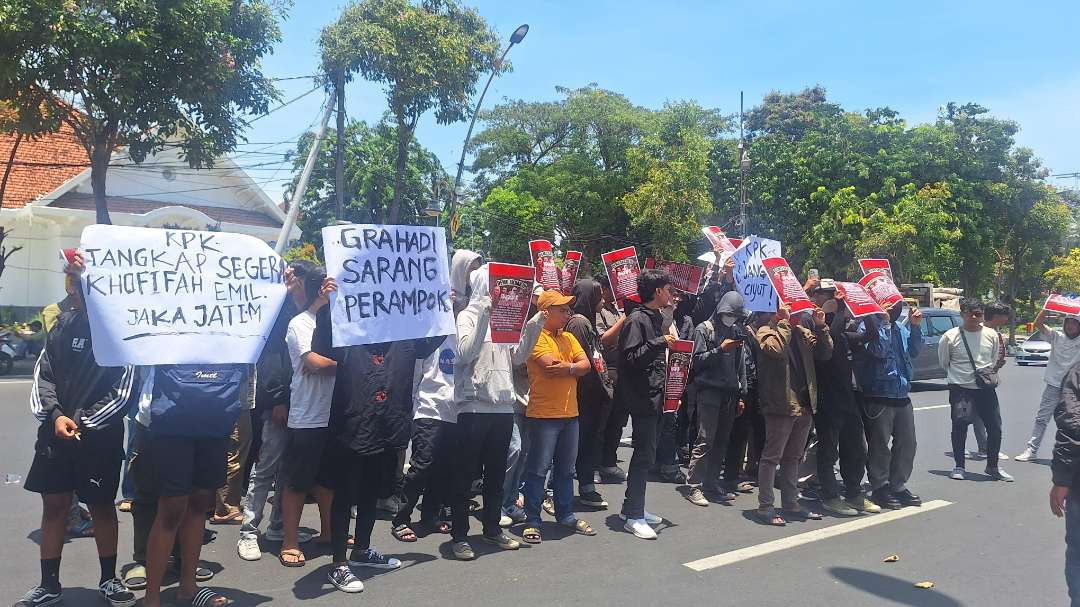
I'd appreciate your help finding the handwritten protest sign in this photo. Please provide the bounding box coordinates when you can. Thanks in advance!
[762,257,815,314]
[835,281,885,318]
[560,251,582,295]
[859,259,894,282]
[664,339,694,412]
[1044,294,1080,316]
[602,246,640,307]
[529,240,561,291]
[859,271,904,310]
[489,262,535,343]
[79,224,286,366]
[322,224,455,347]
[732,236,783,313]
[644,258,705,294]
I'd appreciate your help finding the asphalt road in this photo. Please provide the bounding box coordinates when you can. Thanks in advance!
[0,362,1070,606]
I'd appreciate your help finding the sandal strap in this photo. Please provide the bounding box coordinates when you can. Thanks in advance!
[192,587,228,607]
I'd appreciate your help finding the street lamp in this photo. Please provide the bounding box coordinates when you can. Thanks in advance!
[446,23,529,243]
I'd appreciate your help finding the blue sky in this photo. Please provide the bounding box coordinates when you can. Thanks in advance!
[241,0,1080,202]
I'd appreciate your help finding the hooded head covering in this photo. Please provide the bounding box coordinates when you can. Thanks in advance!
[713,291,745,337]
[451,249,482,313]
[570,278,603,327]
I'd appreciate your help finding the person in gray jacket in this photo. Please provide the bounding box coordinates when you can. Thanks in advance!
[450,264,544,560]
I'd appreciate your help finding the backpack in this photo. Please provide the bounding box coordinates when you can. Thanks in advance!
[147,364,250,438]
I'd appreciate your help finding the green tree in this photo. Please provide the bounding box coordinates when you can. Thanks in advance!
[283,118,447,250]
[320,0,501,224]
[1046,248,1080,294]
[1,0,286,224]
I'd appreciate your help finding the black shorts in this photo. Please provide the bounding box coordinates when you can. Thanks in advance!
[281,427,331,492]
[25,423,124,505]
[137,433,228,497]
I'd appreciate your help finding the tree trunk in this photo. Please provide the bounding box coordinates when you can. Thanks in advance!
[90,131,113,225]
[388,123,412,225]
[0,132,23,206]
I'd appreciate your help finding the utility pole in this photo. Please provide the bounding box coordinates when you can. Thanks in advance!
[738,91,749,235]
[335,69,346,222]
[275,92,336,256]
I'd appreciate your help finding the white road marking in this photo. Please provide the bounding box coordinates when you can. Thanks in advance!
[0,378,32,384]
[683,499,953,572]
[914,404,949,411]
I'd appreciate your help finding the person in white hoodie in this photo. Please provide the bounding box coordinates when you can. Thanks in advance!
[1016,309,1080,462]
[450,263,544,560]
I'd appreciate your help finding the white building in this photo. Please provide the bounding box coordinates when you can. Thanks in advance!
[0,124,300,313]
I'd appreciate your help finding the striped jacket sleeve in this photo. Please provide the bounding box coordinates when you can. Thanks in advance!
[79,365,138,430]
[30,347,61,424]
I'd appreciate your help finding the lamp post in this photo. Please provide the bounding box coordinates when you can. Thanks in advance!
[737,90,750,235]
[446,23,529,243]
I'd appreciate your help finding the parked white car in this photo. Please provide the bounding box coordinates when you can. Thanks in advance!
[1016,331,1052,366]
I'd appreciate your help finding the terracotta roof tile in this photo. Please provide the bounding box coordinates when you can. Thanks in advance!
[0,124,89,209]
[51,192,282,228]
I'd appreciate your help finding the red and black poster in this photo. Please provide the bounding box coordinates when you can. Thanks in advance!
[858,258,894,283]
[664,339,694,413]
[560,250,582,295]
[529,240,561,291]
[644,258,705,294]
[762,257,815,314]
[859,271,904,310]
[1044,294,1080,317]
[835,281,885,318]
[702,226,738,264]
[601,246,640,308]
[488,262,535,344]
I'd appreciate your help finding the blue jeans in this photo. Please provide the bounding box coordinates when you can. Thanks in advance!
[522,417,579,528]
[503,411,530,514]
[1068,496,1080,607]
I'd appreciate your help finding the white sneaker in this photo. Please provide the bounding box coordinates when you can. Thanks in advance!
[1014,448,1037,462]
[949,467,966,481]
[328,565,364,593]
[619,511,662,525]
[499,515,513,528]
[623,518,658,540]
[237,536,262,561]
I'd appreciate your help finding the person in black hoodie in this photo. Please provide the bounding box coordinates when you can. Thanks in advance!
[312,278,444,593]
[1051,359,1080,605]
[684,291,747,507]
[566,279,615,509]
[618,269,676,540]
[19,269,137,607]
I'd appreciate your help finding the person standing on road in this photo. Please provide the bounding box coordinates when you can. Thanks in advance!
[17,274,138,607]
[971,301,1012,462]
[617,269,677,540]
[751,305,832,526]
[1050,358,1080,606]
[520,290,597,544]
[853,301,925,509]
[1016,310,1080,462]
[939,298,1014,482]
[596,277,629,483]
[683,291,747,507]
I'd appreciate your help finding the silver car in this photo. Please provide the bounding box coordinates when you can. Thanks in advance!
[1016,331,1052,366]
[904,308,961,381]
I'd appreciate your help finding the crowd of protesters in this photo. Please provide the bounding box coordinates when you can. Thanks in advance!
[15,240,1080,607]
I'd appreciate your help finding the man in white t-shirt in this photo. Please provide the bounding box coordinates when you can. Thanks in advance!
[939,298,1013,482]
[1015,309,1080,462]
[278,268,337,567]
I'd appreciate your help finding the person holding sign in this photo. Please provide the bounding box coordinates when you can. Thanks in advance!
[852,300,925,509]
[18,266,138,607]
[616,269,678,540]
[1015,307,1080,463]
[451,265,544,560]
[520,291,597,544]
[750,304,833,526]
[596,277,631,484]
[684,291,748,507]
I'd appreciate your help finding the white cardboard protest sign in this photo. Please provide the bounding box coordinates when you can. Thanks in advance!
[731,236,783,313]
[80,224,287,366]
[322,224,455,347]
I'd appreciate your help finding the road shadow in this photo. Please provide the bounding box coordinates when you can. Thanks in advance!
[157,585,272,607]
[291,550,437,599]
[928,469,996,482]
[829,566,964,606]
[911,381,949,392]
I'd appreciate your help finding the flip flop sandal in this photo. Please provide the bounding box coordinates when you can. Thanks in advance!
[183,587,234,607]
[278,548,306,567]
[783,508,823,521]
[756,508,786,527]
[391,524,418,542]
[436,521,452,534]
[522,527,542,544]
[563,519,596,536]
[736,482,755,493]
[122,565,147,590]
[209,511,244,525]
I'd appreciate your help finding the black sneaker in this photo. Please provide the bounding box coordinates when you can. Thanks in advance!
[892,489,922,507]
[99,577,136,607]
[578,491,609,509]
[348,548,401,570]
[870,489,901,510]
[13,586,62,607]
[328,565,364,593]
